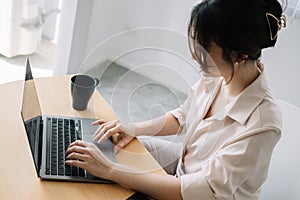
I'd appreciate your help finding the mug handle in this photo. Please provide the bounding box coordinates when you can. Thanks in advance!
[94,78,100,86]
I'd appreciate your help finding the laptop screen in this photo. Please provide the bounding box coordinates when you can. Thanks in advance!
[21,58,42,121]
[20,58,43,174]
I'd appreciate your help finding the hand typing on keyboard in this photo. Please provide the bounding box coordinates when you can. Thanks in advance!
[46,118,85,177]
[92,119,135,153]
[65,140,114,179]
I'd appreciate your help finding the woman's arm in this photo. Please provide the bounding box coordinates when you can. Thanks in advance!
[65,140,183,200]
[93,113,181,143]
[133,112,182,136]
[110,163,182,200]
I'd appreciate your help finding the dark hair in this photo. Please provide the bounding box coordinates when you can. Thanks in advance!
[188,0,285,80]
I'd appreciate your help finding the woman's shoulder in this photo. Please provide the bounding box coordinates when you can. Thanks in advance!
[256,96,282,132]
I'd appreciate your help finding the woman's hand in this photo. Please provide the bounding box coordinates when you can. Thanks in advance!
[92,119,135,153]
[65,140,113,179]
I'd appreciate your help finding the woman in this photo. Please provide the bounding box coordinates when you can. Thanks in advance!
[66,0,286,199]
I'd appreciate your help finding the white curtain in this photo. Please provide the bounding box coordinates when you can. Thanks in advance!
[0,0,60,58]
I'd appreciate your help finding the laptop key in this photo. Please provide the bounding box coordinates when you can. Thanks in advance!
[79,168,85,177]
[71,166,78,176]
[58,166,64,175]
[70,119,75,127]
[51,168,57,175]
[70,131,76,142]
[65,165,71,176]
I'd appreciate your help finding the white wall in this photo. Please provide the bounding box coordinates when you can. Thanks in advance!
[54,1,300,107]
[54,0,93,75]
[262,16,300,108]
[72,0,201,93]
[54,0,203,91]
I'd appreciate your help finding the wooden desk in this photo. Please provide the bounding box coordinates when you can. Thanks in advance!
[0,76,165,200]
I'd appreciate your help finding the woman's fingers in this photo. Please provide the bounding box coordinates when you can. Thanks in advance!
[66,151,88,161]
[65,140,113,179]
[91,119,107,125]
[114,139,127,154]
[92,120,113,140]
[67,140,86,149]
[65,159,85,169]
[66,143,86,155]
[65,141,89,168]
[92,120,108,138]
[114,135,134,154]
[93,120,119,142]
[97,126,119,143]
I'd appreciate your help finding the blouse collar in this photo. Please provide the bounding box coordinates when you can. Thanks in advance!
[205,71,270,125]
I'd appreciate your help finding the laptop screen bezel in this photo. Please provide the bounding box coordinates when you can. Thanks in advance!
[20,58,43,176]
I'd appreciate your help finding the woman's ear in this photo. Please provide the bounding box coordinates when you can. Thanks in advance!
[232,52,248,65]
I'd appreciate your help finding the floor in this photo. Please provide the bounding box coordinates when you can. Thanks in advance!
[85,61,187,123]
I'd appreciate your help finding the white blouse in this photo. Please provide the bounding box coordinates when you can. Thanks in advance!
[170,72,282,200]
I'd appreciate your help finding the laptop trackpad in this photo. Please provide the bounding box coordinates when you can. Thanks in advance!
[83,133,116,162]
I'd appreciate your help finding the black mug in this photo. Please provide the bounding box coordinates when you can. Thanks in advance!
[71,75,100,111]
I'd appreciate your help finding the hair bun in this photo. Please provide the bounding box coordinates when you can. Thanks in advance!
[261,0,285,48]
[263,0,269,10]
[263,0,286,11]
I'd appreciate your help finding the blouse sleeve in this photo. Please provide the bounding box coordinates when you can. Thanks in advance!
[180,129,281,199]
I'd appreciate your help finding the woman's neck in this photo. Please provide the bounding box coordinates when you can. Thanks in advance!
[225,60,261,97]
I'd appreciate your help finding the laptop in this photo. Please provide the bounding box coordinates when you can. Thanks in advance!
[20,58,115,183]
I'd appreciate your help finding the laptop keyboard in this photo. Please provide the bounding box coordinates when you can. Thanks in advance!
[45,117,86,177]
